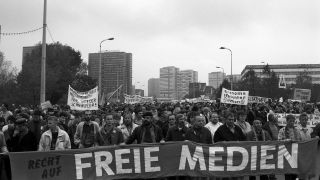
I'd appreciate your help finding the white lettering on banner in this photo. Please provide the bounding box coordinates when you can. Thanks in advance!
[209,147,224,171]
[115,149,132,174]
[226,147,249,171]
[179,145,206,171]
[73,143,300,179]
[251,146,257,171]
[144,147,161,172]
[277,144,298,169]
[133,149,141,173]
[75,153,92,179]
[220,88,249,105]
[260,145,276,170]
[95,151,114,176]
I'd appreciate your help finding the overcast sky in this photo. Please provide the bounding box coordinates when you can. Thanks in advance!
[0,0,319,92]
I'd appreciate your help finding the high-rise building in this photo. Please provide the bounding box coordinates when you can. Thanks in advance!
[189,82,206,98]
[22,46,37,66]
[160,66,179,99]
[177,70,198,100]
[88,51,132,96]
[208,72,226,89]
[148,78,160,98]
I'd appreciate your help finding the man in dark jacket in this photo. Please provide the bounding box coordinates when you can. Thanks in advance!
[166,114,188,141]
[185,115,212,144]
[126,111,164,144]
[11,118,38,152]
[99,113,123,146]
[214,111,246,142]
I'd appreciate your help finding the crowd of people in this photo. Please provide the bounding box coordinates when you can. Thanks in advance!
[0,100,319,180]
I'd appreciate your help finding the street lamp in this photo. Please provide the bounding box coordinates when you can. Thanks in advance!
[216,66,225,89]
[99,37,114,98]
[220,47,233,90]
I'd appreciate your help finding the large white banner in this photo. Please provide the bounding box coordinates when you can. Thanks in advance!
[220,88,249,105]
[67,86,98,111]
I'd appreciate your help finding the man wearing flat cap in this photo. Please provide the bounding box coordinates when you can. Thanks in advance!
[11,118,37,152]
[126,111,164,144]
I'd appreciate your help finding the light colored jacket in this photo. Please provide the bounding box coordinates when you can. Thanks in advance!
[38,127,71,151]
[74,121,100,148]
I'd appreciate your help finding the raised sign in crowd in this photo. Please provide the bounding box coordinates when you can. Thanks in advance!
[0,88,320,180]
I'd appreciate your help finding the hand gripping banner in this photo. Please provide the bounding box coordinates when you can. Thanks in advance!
[9,139,318,180]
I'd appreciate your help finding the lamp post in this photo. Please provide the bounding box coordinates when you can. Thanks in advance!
[40,0,47,104]
[220,47,232,90]
[99,37,114,98]
[216,66,224,89]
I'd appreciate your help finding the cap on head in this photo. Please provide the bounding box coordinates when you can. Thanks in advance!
[85,110,92,115]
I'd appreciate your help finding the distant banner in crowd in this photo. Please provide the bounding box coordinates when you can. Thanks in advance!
[248,96,270,104]
[273,113,320,127]
[124,94,153,104]
[40,101,52,110]
[9,140,318,180]
[67,86,98,111]
[221,88,249,105]
[293,88,311,102]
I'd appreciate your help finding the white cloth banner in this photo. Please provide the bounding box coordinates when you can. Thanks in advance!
[220,88,249,105]
[67,86,98,111]
[124,95,153,104]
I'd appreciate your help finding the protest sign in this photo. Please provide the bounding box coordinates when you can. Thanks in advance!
[270,113,320,127]
[9,140,318,180]
[124,94,153,104]
[40,101,52,110]
[248,96,270,104]
[220,88,249,105]
[293,88,311,102]
[67,86,98,111]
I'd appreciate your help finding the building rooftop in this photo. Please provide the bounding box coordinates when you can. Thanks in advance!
[241,64,320,75]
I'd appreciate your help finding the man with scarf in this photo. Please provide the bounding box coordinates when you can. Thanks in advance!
[126,111,164,144]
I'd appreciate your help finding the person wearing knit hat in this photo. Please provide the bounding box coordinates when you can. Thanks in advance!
[10,118,37,152]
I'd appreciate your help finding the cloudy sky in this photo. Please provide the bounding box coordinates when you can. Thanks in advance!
[0,0,319,92]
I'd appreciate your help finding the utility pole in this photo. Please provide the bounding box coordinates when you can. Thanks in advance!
[40,0,47,104]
